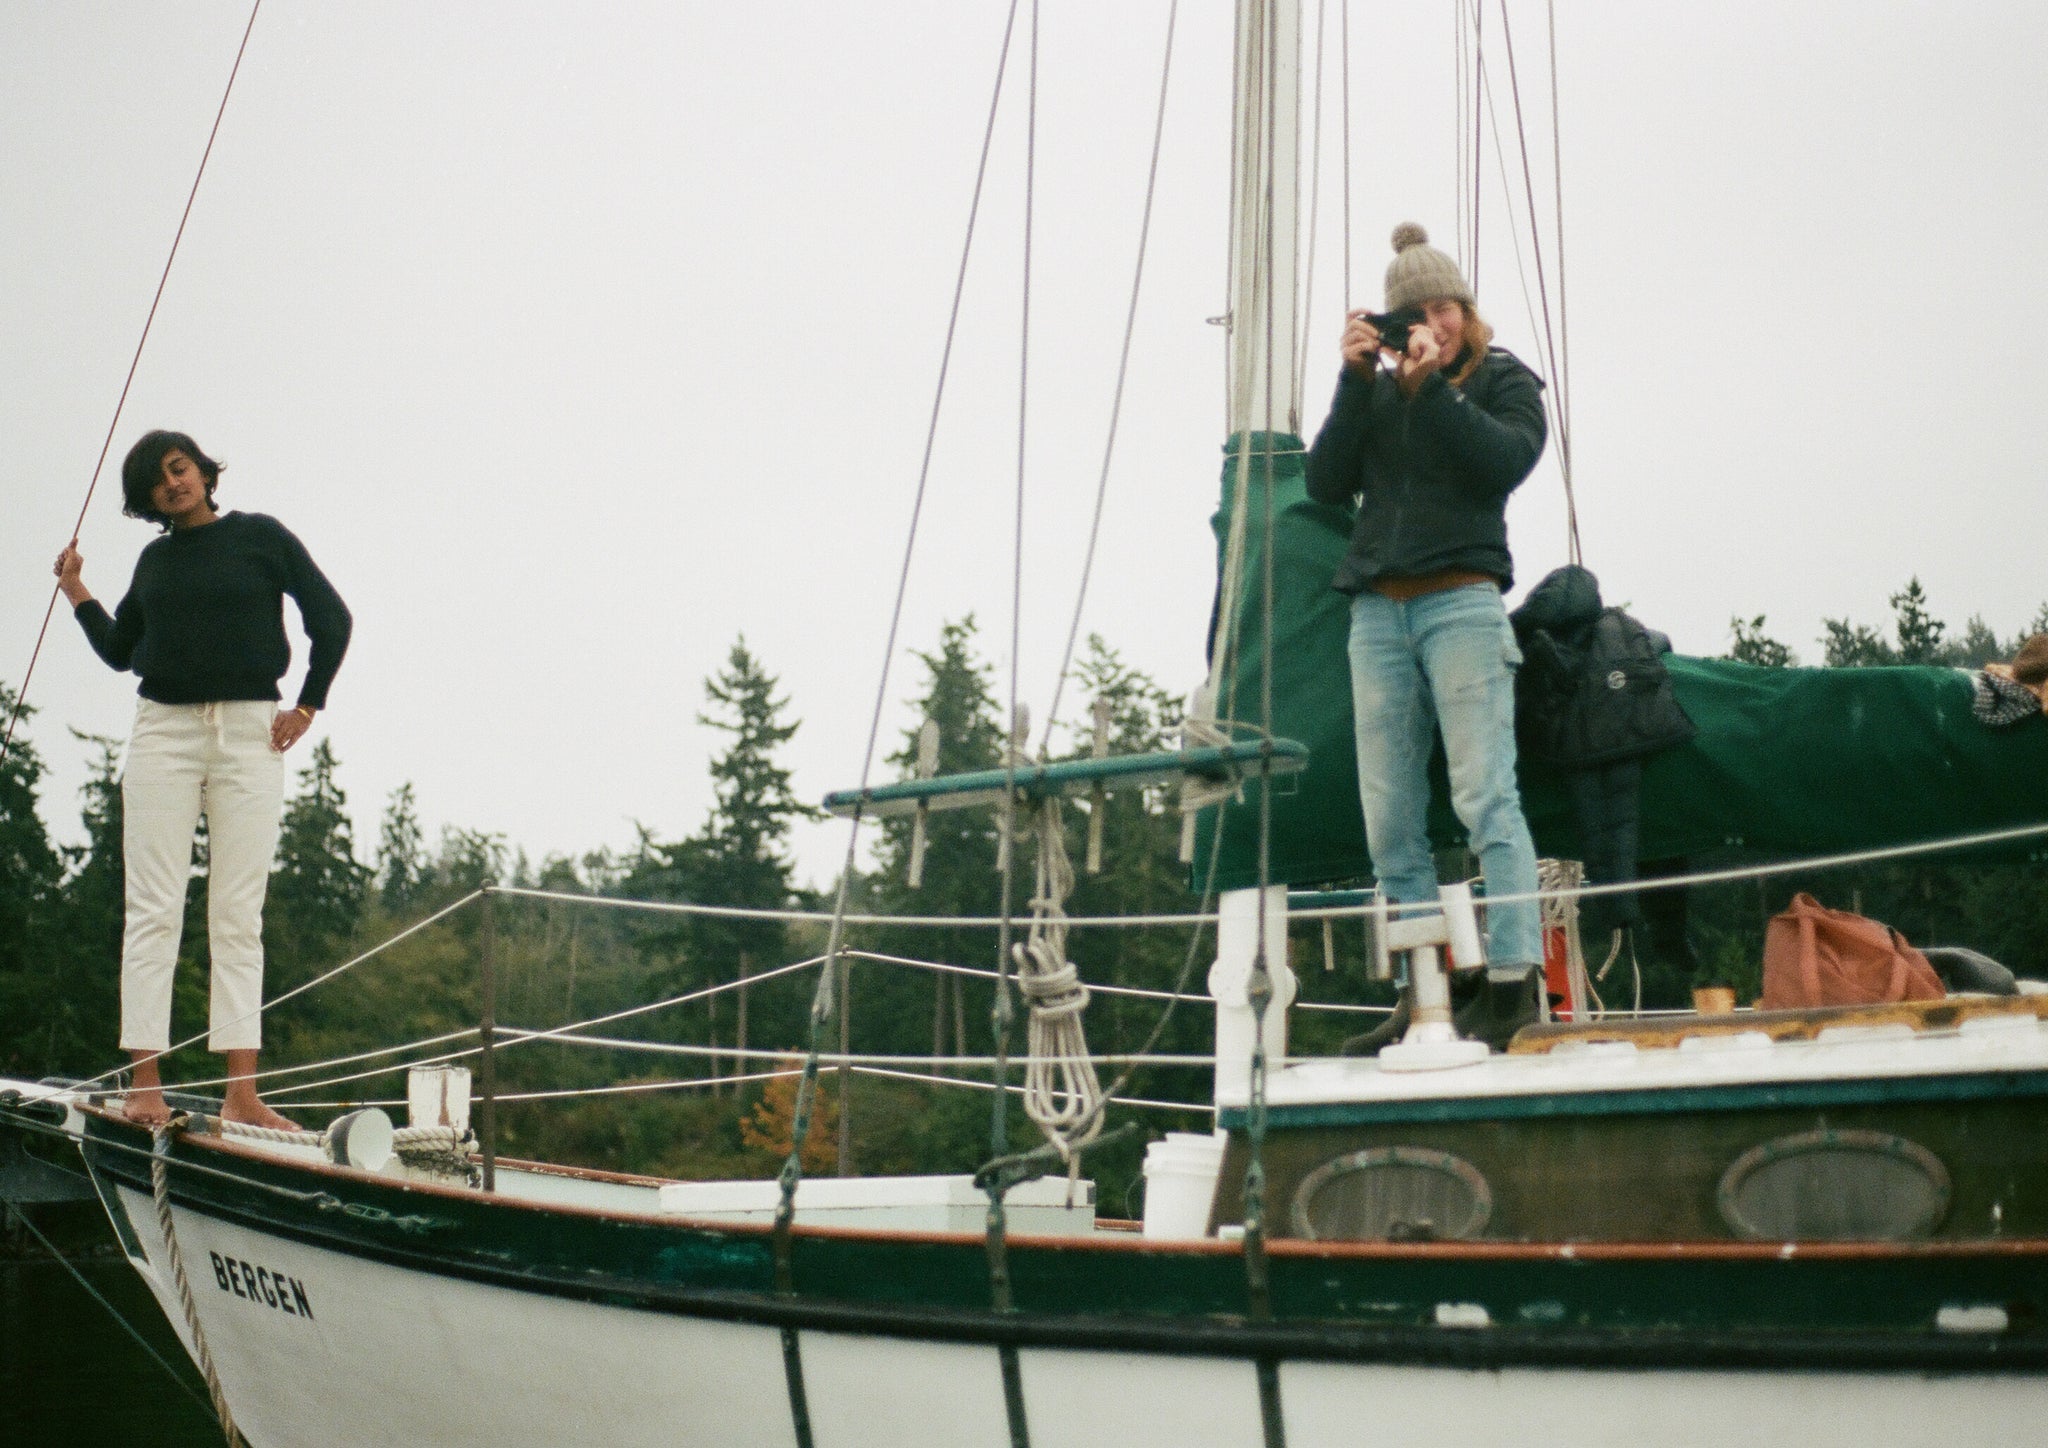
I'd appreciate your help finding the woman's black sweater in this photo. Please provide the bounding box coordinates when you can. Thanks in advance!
[74,511,352,709]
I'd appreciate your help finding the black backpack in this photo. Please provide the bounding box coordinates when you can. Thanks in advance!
[1511,566,1696,769]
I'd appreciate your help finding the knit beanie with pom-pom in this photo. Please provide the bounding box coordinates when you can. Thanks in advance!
[1382,222,1473,312]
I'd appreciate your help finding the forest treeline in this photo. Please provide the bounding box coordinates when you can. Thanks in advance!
[1,579,2044,1203]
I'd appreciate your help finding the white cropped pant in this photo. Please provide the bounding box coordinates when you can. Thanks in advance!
[120,699,285,1054]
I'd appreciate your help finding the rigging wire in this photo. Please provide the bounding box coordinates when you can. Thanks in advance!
[2,1202,218,1420]
[988,0,1043,1204]
[1474,0,1490,290]
[778,0,1025,1223]
[1039,0,1180,751]
[61,889,481,1096]
[1453,1,1467,272]
[1340,0,1353,304]
[1295,0,1327,402]
[1495,0,1579,562]
[1547,0,1575,484]
[1,0,265,767]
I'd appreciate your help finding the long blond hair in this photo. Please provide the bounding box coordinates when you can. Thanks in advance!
[1449,303,1494,387]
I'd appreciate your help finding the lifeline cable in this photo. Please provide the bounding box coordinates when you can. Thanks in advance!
[2,0,265,766]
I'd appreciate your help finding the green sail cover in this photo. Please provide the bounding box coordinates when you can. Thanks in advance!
[1194,434,2048,893]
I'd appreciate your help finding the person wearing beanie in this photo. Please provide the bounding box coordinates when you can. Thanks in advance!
[1305,222,1549,1052]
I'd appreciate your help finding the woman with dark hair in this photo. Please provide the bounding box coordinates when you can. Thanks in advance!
[1306,224,1549,1052]
[53,429,351,1126]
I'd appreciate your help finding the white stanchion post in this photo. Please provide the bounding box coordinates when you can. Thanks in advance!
[1208,885,1296,1107]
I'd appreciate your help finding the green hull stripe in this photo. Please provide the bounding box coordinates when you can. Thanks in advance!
[78,1113,2048,1372]
[1218,1067,2048,1130]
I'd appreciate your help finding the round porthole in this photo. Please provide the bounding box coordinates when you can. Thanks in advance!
[1717,1129,1949,1242]
[1291,1147,1492,1242]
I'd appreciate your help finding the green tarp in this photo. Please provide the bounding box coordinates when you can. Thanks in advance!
[1195,434,2048,893]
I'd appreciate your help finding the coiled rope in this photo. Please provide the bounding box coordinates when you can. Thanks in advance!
[1012,800,1104,1161]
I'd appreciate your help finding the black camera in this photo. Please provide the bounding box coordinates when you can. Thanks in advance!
[1363,307,1425,355]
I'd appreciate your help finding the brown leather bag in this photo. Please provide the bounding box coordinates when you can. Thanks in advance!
[1759,892,1945,1009]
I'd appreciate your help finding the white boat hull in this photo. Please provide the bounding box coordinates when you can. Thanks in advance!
[114,1180,2045,1448]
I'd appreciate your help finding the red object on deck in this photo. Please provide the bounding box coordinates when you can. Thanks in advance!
[1543,925,1578,1021]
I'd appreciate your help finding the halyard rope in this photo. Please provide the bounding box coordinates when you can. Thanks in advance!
[150,1121,246,1448]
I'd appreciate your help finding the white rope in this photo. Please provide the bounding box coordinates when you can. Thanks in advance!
[848,1062,1211,1117]
[1292,816,2048,917]
[137,1027,478,1095]
[1013,799,1105,1159]
[260,960,827,1103]
[494,1026,1216,1071]
[843,948,1391,1015]
[70,891,485,1093]
[150,1123,245,1447]
[208,1113,470,1162]
[493,884,1224,930]
[1537,857,1591,1021]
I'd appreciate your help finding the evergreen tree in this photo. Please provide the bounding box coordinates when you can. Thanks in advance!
[1727,615,1795,669]
[377,781,428,912]
[628,639,816,1071]
[0,687,67,1073]
[1058,638,1206,1067]
[268,739,372,972]
[1955,615,2005,668]
[864,617,1007,1063]
[438,826,508,893]
[63,733,127,976]
[0,686,60,978]
[1820,618,1893,668]
[1889,577,1947,664]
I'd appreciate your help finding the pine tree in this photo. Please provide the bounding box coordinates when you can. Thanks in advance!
[1820,618,1893,668]
[616,640,815,1085]
[438,826,507,893]
[1727,615,1795,669]
[864,617,1008,1064]
[0,686,68,1073]
[268,738,372,972]
[377,781,428,912]
[0,686,60,979]
[1889,577,1947,664]
[687,640,815,1064]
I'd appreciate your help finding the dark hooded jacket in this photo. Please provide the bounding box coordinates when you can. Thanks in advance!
[1509,565,1695,769]
[1304,347,1548,592]
[1509,565,1696,937]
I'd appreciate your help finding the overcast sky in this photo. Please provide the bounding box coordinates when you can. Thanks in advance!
[5,2,2046,890]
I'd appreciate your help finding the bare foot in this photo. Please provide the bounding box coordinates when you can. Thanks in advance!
[122,1088,172,1126]
[221,1096,303,1132]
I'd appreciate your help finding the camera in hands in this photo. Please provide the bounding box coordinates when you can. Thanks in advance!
[1364,307,1425,355]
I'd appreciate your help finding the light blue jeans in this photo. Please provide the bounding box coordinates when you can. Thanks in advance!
[1347,584,1542,978]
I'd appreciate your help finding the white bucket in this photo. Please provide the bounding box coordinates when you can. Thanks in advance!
[1141,1131,1227,1240]
[407,1065,472,1133]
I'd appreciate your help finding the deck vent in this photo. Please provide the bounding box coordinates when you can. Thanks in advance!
[1291,1147,1492,1242]
[1717,1129,1949,1242]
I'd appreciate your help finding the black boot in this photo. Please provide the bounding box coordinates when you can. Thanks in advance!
[1446,966,1492,1037]
[1342,988,1411,1056]
[1469,966,1542,1051]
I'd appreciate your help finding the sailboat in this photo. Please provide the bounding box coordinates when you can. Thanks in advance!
[5,4,2048,1445]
